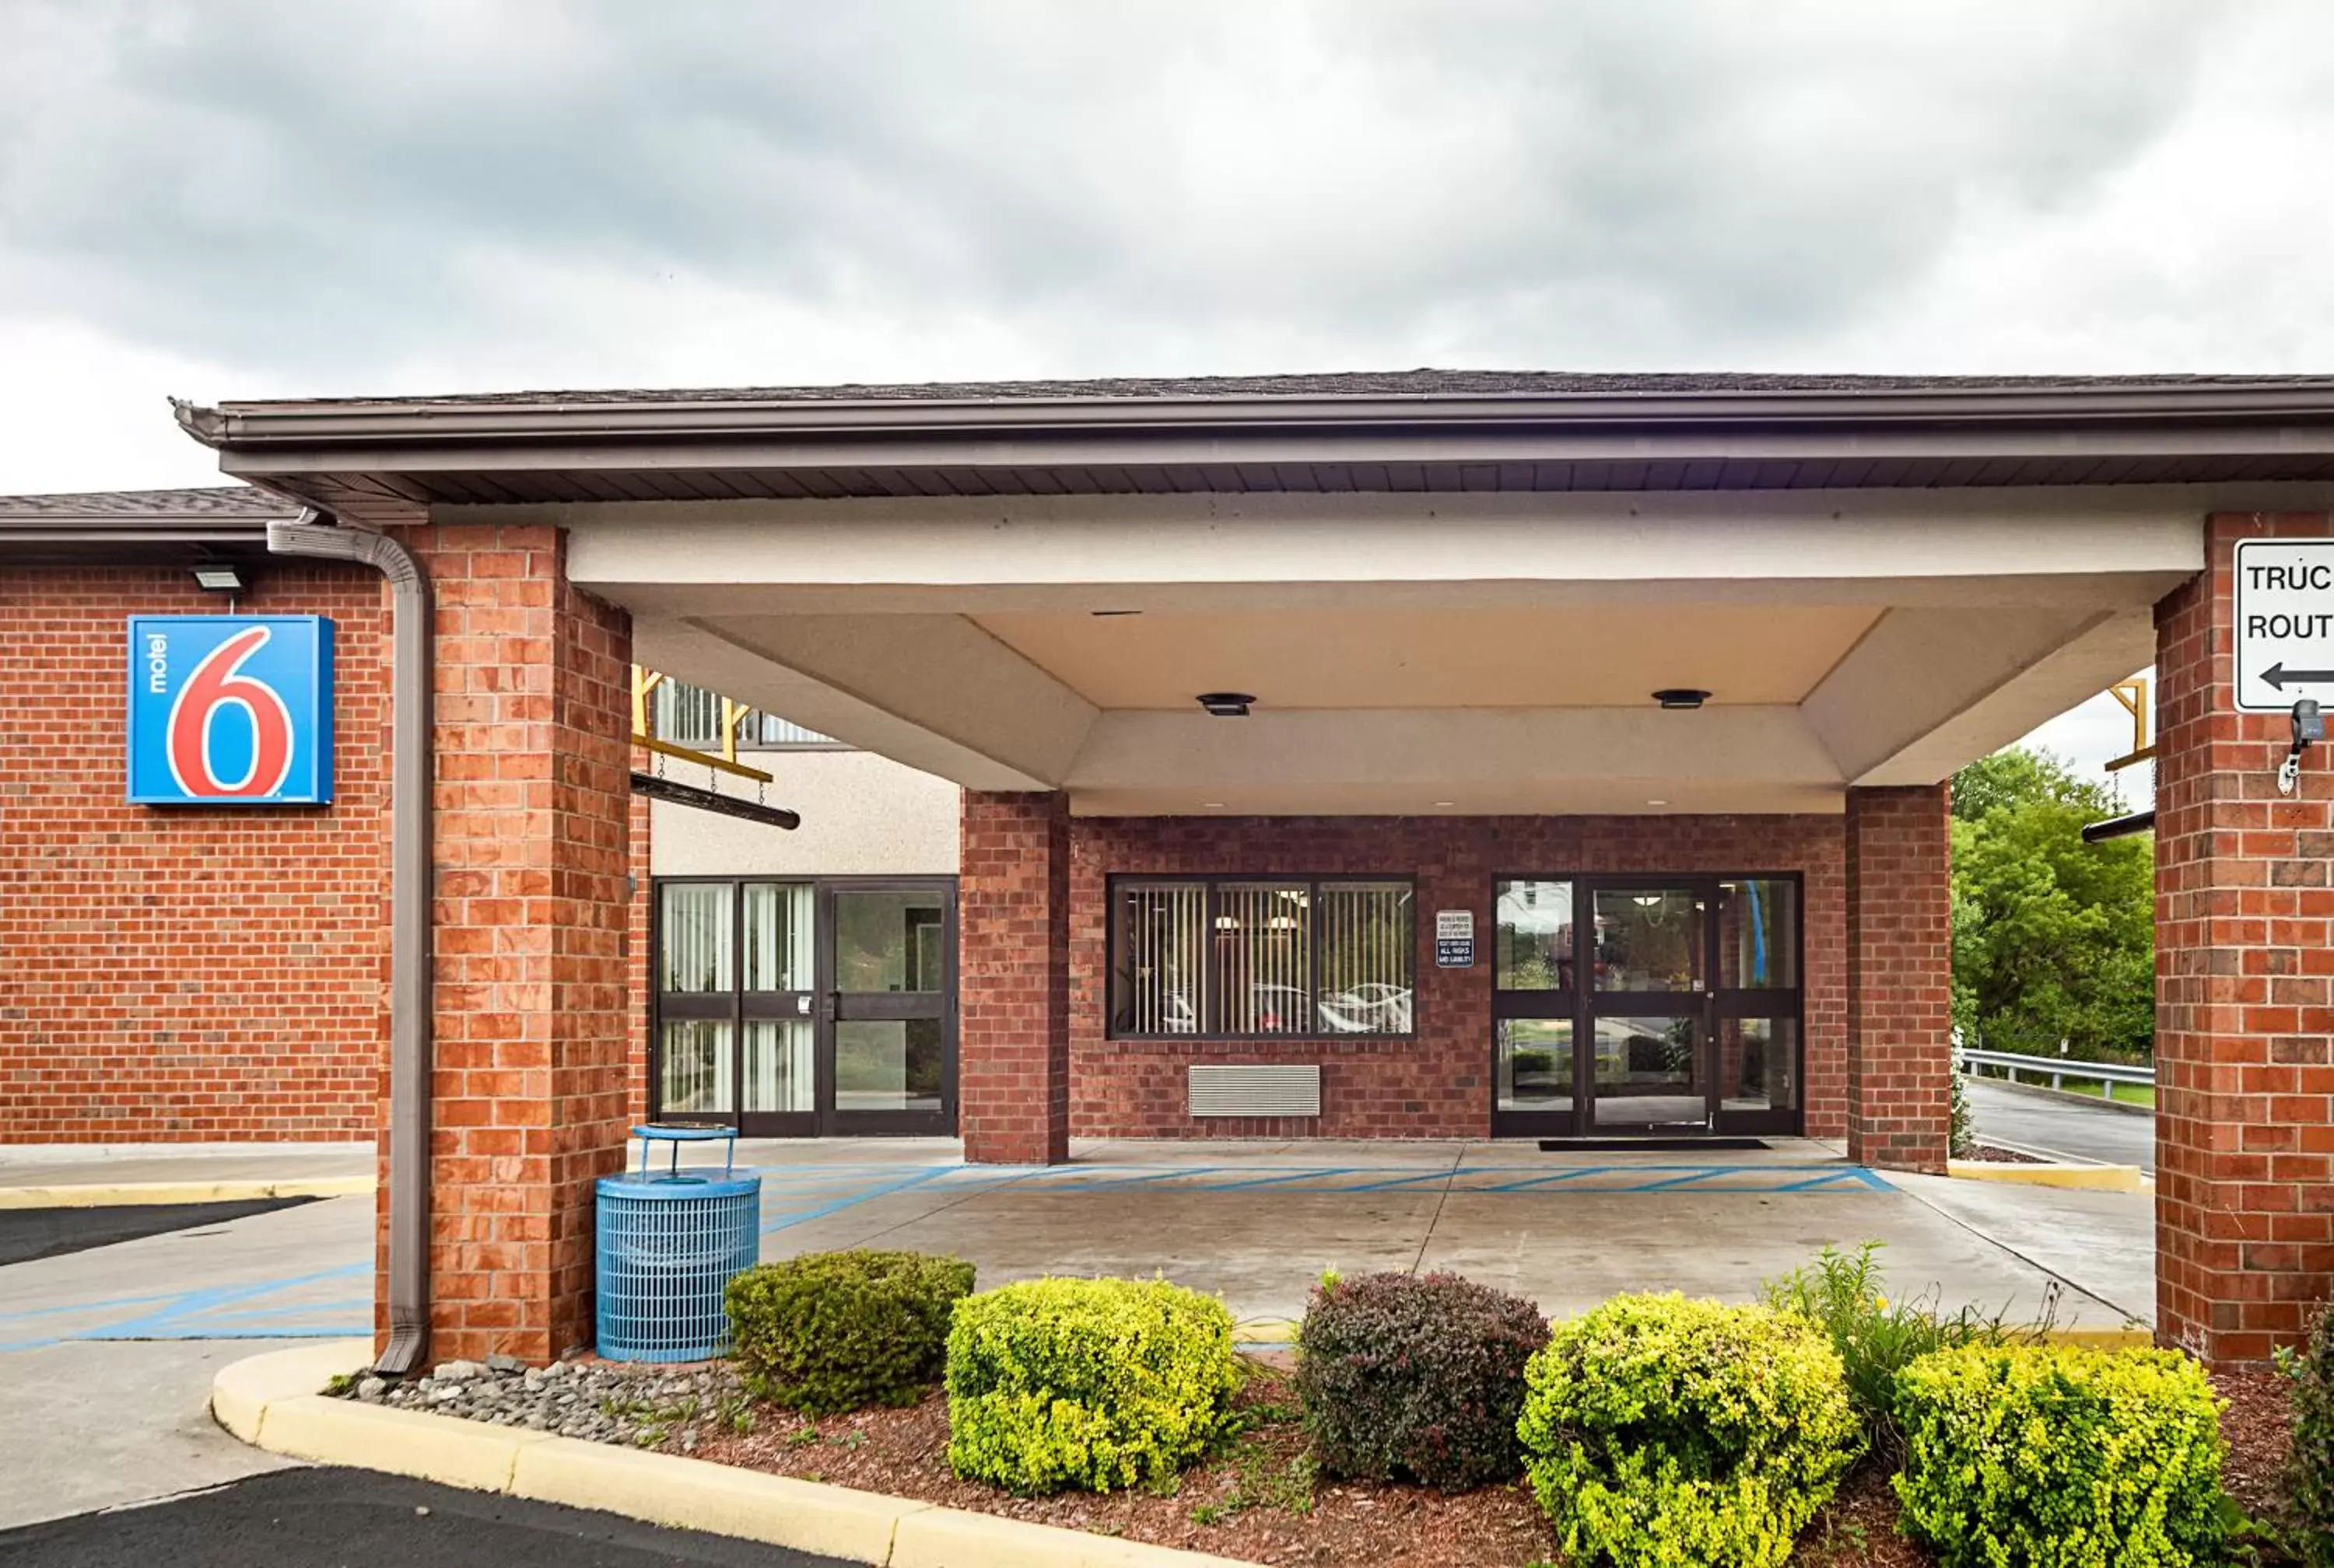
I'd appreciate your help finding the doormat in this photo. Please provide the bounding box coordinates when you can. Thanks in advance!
[1536,1137,1772,1153]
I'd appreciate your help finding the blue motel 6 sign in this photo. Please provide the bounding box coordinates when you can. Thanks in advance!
[127,616,335,805]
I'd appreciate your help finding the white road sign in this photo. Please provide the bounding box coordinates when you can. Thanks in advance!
[2234,539,2334,712]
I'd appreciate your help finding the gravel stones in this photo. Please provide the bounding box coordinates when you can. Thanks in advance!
[343,1356,752,1454]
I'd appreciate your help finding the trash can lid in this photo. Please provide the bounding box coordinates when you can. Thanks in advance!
[598,1171,762,1201]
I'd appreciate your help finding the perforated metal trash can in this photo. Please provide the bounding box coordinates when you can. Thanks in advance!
[595,1125,760,1363]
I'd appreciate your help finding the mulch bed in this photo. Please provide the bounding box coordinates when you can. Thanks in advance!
[692,1363,2301,1567]
[1957,1143,2048,1164]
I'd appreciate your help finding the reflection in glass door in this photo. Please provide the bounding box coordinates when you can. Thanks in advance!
[1588,884,1709,1130]
[826,884,953,1133]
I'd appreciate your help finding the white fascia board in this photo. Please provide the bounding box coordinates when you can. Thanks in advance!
[563,488,2207,602]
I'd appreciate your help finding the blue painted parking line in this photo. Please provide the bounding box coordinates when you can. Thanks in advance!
[1475,1167,1614,1192]
[1337,1169,1464,1193]
[758,1163,960,1234]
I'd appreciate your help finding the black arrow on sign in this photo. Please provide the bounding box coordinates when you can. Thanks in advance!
[2262,662,2334,690]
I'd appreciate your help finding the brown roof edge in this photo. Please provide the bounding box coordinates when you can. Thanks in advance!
[172,376,2334,452]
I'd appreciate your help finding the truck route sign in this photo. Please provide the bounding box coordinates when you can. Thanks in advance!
[2234,540,2334,712]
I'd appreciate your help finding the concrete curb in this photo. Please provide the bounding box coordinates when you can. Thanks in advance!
[1946,1160,2147,1194]
[212,1343,1259,1568]
[0,1177,373,1209]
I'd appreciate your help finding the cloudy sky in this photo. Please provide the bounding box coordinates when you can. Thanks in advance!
[8,0,2328,782]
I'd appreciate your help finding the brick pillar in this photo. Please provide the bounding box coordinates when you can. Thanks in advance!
[2156,512,2334,1364]
[959,791,1071,1164]
[626,758,654,1125]
[394,522,635,1364]
[1845,783,1954,1173]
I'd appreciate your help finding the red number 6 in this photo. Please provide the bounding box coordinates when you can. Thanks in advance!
[166,627,296,797]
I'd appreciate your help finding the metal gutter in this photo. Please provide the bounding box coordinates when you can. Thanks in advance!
[175,380,2334,450]
[264,512,434,1377]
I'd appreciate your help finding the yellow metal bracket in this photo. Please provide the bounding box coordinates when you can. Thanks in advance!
[2105,678,2154,772]
[629,667,775,785]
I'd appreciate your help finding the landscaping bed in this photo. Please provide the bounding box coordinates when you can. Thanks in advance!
[329,1240,2325,1568]
[343,1354,2299,1568]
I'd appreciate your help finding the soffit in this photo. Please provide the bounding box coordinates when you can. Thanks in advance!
[968,606,1885,709]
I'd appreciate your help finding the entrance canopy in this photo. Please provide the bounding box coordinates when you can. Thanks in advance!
[177,371,2334,814]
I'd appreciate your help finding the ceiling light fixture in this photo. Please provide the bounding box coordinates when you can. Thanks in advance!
[1197,692,1255,717]
[1433,800,1456,808]
[1652,688,1711,710]
[1202,801,1226,809]
[191,565,245,593]
[1646,798,1670,807]
[1090,608,1142,617]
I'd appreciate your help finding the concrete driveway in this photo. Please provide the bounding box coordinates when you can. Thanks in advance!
[1964,1075,2157,1171]
[730,1136,2150,1333]
[0,1134,2154,1528]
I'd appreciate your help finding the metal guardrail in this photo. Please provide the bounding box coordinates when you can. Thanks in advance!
[1957,1047,2154,1099]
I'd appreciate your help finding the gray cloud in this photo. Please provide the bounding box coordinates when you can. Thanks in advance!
[0,0,2316,394]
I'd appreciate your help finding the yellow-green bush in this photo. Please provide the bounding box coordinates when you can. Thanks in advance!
[1516,1293,1861,1568]
[1894,1344,2229,1568]
[725,1249,975,1414]
[944,1276,1240,1494]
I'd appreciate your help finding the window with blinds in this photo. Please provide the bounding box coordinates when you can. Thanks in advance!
[1109,877,1414,1038]
[651,678,843,750]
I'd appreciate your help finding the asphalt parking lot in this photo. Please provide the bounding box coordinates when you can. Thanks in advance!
[0,1468,852,1568]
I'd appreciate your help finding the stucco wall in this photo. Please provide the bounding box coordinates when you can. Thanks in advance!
[647,750,959,876]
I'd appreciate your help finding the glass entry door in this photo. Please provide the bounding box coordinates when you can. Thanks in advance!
[825,883,954,1134]
[654,877,957,1137]
[1492,873,1802,1138]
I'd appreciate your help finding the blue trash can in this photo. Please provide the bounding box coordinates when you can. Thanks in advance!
[595,1124,761,1363]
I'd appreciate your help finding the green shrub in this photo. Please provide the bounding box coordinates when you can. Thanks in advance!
[724,1249,975,1415]
[945,1276,1240,1494]
[1894,1344,2229,1568]
[1761,1241,2034,1459]
[1516,1293,1860,1568]
[2279,1301,2334,1567]
[1295,1270,1547,1490]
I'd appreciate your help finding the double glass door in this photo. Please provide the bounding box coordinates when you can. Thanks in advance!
[654,877,956,1136]
[1491,874,1802,1138]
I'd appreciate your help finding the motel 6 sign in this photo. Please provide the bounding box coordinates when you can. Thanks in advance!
[126,616,335,805]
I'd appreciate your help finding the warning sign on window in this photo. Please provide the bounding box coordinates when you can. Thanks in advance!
[1435,908,1475,969]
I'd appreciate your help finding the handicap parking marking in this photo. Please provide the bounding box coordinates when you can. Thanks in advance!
[0,1261,371,1352]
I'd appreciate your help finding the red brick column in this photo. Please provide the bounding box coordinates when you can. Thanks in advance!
[1845,784,1954,1173]
[626,759,654,1125]
[959,791,1071,1164]
[391,523,635,1364]
[2156,512,2334,1363]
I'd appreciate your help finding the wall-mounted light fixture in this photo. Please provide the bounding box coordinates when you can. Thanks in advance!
[1652,688,1710,710]
[191,565,245,593]
[1197,692,1255,716]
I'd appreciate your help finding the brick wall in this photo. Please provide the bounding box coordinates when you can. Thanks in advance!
[1064,814,1850,1140]
[958,792,1071,1163]
[1,565,388,1144]
[2156,512,2334,1363]
[626,761,653,1125]
[1844,785,1954,1174]
[392,523,635,1363]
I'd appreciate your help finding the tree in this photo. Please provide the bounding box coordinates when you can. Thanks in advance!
[1949,747,2153,1062]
